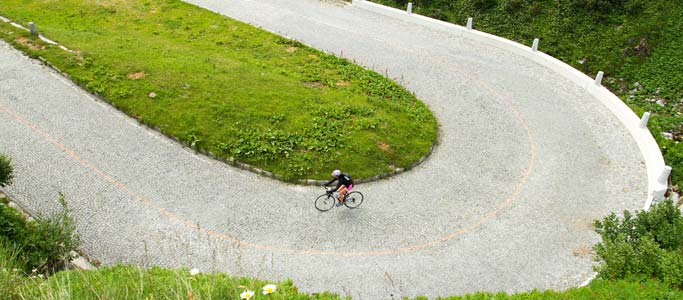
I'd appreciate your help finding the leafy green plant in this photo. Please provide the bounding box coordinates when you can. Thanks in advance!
[570,0,630,14]
[0,193,80,274]
[228,128,304,161]
[472,0,498,11]
[0,153,13,187]
[593,200,683,288]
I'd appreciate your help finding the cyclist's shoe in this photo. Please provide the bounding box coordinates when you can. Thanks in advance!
[335,202,343,207]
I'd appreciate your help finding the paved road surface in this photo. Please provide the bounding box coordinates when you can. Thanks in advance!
[0,0,646,298]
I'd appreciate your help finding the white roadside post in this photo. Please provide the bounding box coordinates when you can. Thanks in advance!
[29,21,37,35]
[532,38,539,52]
[466,17,473,30]
[407,2,412,14]
[640,112,651,128]
[651,165,673,206]
[594,71,604,85]
[658,166,672,188]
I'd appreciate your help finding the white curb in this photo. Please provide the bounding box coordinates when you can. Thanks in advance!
[352,0,669,210]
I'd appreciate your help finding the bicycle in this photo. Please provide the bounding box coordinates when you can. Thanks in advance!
[314,187,364,211]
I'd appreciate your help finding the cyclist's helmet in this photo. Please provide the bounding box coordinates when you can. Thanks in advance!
[332,170,341,177]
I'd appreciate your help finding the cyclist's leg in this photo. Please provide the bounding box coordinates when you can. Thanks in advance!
[338,185,348,203]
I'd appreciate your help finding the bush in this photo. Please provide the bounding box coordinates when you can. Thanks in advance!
[0,153,12,187]
[503,0,524,13]
[593,200,683,288]
[472,0,497,10]
[660,250,683,289]
[569,0,629,14]
[0,193,79,274]
[663,142,683,188]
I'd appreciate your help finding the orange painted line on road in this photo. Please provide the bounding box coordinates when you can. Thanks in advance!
[0,53,535,256]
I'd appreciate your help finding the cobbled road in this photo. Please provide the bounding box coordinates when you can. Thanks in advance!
[0,0,647,299]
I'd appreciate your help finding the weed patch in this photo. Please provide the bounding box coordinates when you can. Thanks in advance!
[0,153,12,187]
[0,194,79,275]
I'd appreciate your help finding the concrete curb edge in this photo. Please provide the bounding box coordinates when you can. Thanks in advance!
[351,0,668,209]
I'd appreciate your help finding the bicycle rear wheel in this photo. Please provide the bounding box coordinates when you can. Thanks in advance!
[343,191,364,209]
[315,194,335,211]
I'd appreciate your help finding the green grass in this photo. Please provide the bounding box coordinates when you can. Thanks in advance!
[4,262,682,300]
[0,0,437,181]
[427,278,683,299]
[0,240,24,300]
[7,264,344,300]
[373,0,683,188]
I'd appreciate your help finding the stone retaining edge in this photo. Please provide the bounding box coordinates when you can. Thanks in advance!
[352,0,668,210]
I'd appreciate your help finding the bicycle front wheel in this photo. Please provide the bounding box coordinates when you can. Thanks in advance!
[315,194,335,211]
[343,191,364,209]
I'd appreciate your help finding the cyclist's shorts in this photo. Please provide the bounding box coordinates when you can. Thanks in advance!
[348,184,353,190]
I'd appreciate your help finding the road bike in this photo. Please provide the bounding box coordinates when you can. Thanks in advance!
[314,188,364,211]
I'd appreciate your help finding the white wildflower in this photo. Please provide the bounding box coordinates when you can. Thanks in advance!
[262,284,277,295]
[240,290,254,300]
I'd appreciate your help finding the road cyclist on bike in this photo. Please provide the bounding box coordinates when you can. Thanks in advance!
[325,169,353,207]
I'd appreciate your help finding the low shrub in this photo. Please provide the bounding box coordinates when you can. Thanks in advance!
[0,193,79,274]
[569,0,628,14]
[0,153,12,187]
[593,200,683,288]
[472,0,498,11]
[663,142,683,188]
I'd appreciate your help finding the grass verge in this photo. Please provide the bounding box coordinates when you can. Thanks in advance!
[0,0,437,181]
[4,262,682,300]
[6,264,343,300]
[424,278,683,300]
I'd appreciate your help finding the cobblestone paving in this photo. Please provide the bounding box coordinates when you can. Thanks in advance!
[0,0,647,298]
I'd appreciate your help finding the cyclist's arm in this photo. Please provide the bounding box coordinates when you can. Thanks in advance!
[324,178,337,187]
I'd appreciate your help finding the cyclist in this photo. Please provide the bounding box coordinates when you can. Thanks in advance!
[325,170,354,206]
